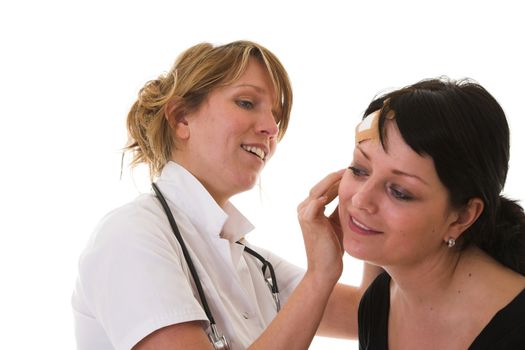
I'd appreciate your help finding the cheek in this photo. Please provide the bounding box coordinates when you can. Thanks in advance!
[389,214,444,248]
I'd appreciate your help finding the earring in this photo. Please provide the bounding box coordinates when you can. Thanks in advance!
[447,237,456,248]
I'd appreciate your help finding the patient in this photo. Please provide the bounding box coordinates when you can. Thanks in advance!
[338,78,525,349]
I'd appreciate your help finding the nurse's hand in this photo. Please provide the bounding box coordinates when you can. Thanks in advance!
[297,170,345,285]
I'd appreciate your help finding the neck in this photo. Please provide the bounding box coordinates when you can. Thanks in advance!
[170,158,233,208]
[206,186,229,208]
[385,247,463,308]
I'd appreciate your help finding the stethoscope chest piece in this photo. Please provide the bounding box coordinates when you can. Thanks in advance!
[209,323,231,350]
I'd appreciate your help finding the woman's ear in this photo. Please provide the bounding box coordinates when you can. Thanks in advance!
[165,97,190,140]
[447,198,484,240]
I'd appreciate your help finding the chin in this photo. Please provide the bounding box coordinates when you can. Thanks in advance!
[232,177,259,195]
[242,172,260,188]
[343,236,369,261]
[243,180,259,192]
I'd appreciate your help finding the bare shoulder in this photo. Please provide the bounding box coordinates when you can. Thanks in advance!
[457,247,525,317]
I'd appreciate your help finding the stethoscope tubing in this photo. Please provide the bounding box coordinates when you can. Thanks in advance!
[152,182,218,324]
[152,182,280,322]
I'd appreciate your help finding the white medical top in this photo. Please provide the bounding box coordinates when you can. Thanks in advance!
[72,161,304,350]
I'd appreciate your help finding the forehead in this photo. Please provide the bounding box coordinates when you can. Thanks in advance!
[234,58,275,95]
[357,121,441,183]
[206,60,274,100]
[358,121,416,161]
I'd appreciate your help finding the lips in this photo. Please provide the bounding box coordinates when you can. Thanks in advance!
[241,144,268,161]
[348,216,383,235]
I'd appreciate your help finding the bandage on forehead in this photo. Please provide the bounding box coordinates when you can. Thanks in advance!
[355,109,395,144]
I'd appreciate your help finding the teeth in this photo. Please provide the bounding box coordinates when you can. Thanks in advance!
[352,217,371,230]
[242,145,265,160]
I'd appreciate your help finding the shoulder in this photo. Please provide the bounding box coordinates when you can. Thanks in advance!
[74,192,209,350]
[470,288,525,349]
[358,272,390,348]
[101,193,162,228]
[361,271,390,302]
[359,272,390,316]
[359,272,391,317]
[87,194,167,246]
[77,193,184,273]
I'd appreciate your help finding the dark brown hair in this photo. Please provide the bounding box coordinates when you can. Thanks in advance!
[364,77,525,274]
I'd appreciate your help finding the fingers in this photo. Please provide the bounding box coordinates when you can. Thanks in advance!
[297,169,344,218]
[297,169,346,226]
[324,179,340,205]
[297,195,327,222]
[308,169,345,199]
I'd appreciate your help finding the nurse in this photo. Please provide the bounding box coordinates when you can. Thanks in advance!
[72,40,375,350]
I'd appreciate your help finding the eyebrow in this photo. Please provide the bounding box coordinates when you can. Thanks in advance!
[357,146,370,160]
[232,83,280,117]
[356,146,430,186]
[231,83,266,94]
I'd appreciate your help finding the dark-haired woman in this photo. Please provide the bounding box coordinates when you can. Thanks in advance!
[301,78,525,349]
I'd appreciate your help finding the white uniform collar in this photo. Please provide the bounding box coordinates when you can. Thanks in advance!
[155,161,254,243]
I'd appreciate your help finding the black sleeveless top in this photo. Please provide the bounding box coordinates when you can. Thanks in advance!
[358,272,525,349]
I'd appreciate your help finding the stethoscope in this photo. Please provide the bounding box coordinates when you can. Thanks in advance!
[152,183,280,350]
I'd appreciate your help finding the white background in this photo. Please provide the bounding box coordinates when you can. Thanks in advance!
[1,1,524,349]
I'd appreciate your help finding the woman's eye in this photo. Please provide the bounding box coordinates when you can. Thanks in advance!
[389,186,414,201]
[236,100,254,109]
[348,166,368,177]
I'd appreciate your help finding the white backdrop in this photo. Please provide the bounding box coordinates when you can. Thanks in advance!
[1,1,524,349]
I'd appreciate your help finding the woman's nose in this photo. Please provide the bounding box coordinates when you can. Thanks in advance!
[351,181,379,214]
[256,110,279,138]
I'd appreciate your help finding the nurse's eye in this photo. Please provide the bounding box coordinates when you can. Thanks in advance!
[236,99,254,110]
[388,185,414,201]
[348,165,368,177]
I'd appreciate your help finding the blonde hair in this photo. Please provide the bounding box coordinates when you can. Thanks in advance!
[125,40,293,178]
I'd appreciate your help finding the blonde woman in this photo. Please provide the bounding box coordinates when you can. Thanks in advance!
[72,40,375,350]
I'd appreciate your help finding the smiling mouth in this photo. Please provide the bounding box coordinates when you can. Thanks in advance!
[241,145,266,161]
[349,216,383,235]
